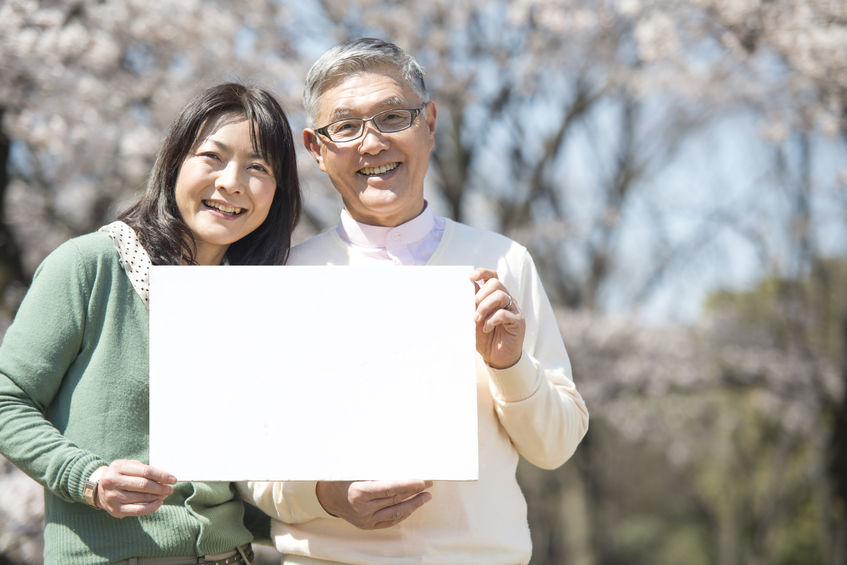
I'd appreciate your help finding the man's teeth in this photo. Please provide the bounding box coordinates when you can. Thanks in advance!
[359,162,399,175]
[204,201,244,215]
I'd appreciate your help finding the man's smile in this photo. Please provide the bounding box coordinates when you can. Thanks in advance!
[358,162,400,176]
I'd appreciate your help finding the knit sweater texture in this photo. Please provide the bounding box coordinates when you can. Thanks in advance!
[0,232,251,564]
[239,218,589,565]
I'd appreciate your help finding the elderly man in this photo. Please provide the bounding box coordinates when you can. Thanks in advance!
[239,38,589,565]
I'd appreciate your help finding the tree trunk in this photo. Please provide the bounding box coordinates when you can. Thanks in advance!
[0,111,28,317]
[827,317,847,564]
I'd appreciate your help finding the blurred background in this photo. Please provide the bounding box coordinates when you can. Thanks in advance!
[1,0,846,563]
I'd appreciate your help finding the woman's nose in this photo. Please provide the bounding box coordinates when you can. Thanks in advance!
[215,161,244,193]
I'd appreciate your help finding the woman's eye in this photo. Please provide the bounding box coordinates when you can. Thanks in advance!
[250,163,270,174]
[199,152,220,161]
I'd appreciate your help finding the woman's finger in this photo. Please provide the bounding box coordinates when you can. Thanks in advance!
[93,460,177,518]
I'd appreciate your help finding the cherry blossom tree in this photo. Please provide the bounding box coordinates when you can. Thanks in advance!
[1,1,846,563]
[0,0,307,319]
[554,294,844,564]
[296,6,847,560]
[303,0,847,320]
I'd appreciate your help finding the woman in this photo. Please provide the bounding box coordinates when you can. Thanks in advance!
[0,82,301,564]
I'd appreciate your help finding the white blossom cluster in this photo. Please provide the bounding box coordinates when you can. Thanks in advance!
[559,305,839,468]
[0,0,304,272]
[0,455,42,562]
[0,0,844,311]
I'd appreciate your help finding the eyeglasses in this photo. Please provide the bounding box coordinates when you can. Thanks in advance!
[314,106,425,143]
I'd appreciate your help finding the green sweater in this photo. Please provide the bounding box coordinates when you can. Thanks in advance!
[0,232,251,564]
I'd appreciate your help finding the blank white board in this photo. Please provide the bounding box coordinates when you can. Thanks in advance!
[148,265,478,481]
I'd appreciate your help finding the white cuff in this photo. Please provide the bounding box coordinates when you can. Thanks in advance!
[486,353,540,402]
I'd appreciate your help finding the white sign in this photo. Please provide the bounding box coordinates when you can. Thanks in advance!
[148,265,478,481]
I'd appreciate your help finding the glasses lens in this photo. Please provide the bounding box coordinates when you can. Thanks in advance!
[326,120,363,142]
[374,109,414,133]
[322,109,418,141]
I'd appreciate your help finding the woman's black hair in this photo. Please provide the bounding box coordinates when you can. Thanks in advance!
[119,82,302,265]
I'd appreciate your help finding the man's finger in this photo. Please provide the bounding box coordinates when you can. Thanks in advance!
[476,290,516,324]
[470,267,498,284]
[371,491,432,528]
[365,480,432,506]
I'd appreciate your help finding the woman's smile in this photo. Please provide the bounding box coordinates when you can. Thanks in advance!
[202,199,246,217]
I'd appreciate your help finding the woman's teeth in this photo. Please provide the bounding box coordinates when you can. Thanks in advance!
[204,200,244,215]
[359,162,399,176]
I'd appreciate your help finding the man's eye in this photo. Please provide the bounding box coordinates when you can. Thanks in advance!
[377,112,408,127]
[331,121,359,133]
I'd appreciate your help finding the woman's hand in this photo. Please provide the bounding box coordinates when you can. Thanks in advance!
[89,459,177,518]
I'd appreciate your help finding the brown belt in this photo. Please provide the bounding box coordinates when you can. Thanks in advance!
[111,543,253,565]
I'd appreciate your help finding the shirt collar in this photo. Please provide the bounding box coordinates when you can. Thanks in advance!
[337,203,435,251]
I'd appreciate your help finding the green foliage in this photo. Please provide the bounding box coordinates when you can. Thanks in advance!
[656,524,712,565]
[562,386,826,565]
[773,497,824,565]
[693,389,822,564]
[705,256,847,368]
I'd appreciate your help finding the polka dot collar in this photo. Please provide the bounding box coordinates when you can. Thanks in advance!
[98,221,152,310]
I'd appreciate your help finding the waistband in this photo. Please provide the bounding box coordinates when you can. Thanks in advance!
[111,543,253,565]
[282,556,345,565]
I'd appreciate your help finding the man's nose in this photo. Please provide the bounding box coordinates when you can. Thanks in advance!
[358,121,390,154]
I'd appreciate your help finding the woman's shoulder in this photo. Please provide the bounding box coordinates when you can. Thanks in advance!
[68,230,117,252]
[35,230,119,278]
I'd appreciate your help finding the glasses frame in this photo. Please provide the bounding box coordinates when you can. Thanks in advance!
[314,106,425,143]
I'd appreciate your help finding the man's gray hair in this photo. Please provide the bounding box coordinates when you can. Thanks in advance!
[304,37,429,127]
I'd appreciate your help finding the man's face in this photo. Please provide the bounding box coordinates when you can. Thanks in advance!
[304,66,437,227]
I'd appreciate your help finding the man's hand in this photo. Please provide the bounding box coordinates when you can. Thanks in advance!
[90,459,177,518]
[471,267,526,369]
[316,479,433,529]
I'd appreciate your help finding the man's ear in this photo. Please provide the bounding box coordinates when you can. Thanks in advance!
[424,101,437,148]
[303,129,326,172]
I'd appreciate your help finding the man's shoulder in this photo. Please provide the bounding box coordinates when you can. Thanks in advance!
[442,218,529,254]
[288,228,342,265]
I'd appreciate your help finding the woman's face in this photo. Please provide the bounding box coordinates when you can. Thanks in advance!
[175,114,277,265]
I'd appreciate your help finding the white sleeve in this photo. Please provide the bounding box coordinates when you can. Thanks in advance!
[486,247,589,469]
